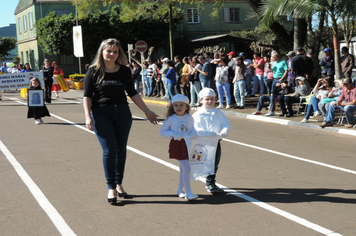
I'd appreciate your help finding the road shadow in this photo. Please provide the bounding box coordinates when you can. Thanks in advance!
[231,188,356,204]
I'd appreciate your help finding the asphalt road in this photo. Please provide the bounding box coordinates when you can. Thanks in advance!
[0,90,355,236]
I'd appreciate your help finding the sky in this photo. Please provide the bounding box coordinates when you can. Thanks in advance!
[0,0,18,28]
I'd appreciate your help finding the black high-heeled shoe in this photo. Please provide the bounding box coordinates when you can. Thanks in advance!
[107,197,117,205]
[116,190,128,199]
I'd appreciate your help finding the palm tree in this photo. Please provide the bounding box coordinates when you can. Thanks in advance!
[258,0,354,80]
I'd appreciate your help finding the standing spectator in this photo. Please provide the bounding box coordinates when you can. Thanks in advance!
[165,60,177,103]
[210,53,220,92]
[189,56,201,107]
[52,61,64,98]
[161,57,170,100]
[213,57,232,109]
[131,61,142,94]
[18,64,24,72]
[196,56,212,88]
[227,51,236,71]
[320,78,356,128]
[181,57,192,98]
[341,46,355,79]
[319,48,334,78]
[263,55,274,95]
[83,38,159,205]
[251,52,265,97]
[270,53,288,92]
[239,52,253,97]
[40,59,54,103]
[204,52,213,63]
[233,57,246,109]
[146,58,158,97]
[0,62,8,101]
[174,55,183,94]
[286,51,296,88]
[141,63,150,96]
[291,47,313,90]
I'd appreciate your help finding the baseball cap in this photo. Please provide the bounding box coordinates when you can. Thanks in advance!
[342,78,352,84]
[227,51,236,57]
[296,47,304,52]
[323,48,331,52]
[162,57,169,62]
[238,52,244,56]
[286,51,296,56]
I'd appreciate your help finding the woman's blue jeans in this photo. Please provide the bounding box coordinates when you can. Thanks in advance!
[91,105,132,189]
[167,82,176,102]
[252,74,264,96]
[216,82,231,105]
[233,80,245,107]
[305,96,319,119]
[190,81,201,106]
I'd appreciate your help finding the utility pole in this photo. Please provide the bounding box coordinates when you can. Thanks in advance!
[169,2,175,59]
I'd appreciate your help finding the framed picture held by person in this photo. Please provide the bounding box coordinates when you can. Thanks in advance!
[28,89,44,107]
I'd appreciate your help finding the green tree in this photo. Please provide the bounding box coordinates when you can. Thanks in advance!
[0,36,17,61]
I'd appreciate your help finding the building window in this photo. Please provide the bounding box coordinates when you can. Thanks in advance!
[187,8,199,23]
[23,15,28,32]
[224,8,240,23]
[55,10,70,16]
[18,18,21,33]
[28,12,34,29]
[59,55,73,65]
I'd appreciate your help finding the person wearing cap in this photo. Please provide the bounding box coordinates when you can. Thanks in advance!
[319,48,334,77]
[278,76,309,117]
[286,51,296,88]
[341,46,355,79]
[291,47,314,88]
[192,88,230,193]
[160,94,199,201]
[320,78,356,128]
[227,51,236,71]
[239,52,253,97]
[251,52,266,97]
[195,56,212,89]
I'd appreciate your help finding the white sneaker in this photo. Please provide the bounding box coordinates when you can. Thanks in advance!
[177,191,186,198]
[35,119,41,125]
[185,193,198,200]
[300,118,309,123]
[216,104,224,109]
[313,111,320,117]
[226,105,232,109]
[265,112,275,116]
[252,111,261,115]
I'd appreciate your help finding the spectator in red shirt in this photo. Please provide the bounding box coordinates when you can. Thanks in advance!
[251,52,265,97]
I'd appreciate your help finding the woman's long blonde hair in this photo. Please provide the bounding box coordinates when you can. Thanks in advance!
[90,38,128,83]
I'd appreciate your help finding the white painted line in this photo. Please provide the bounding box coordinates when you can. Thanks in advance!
[223,138,356,175]
[5,100,344,235]
[63,114,342,235]
[0,141,76,236]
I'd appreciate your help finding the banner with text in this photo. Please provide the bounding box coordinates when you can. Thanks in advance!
[0,72,44,90]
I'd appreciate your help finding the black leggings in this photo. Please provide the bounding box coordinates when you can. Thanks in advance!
[44,77,53,103]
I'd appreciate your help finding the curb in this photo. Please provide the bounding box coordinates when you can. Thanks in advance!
[141,97,356,137]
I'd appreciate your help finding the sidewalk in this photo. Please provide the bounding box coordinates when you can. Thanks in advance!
[141,95,356,137]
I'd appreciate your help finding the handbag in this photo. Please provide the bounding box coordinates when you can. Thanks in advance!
[320,98,336,104]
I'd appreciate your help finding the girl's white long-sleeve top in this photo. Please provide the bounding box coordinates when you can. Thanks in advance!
[160,114,196,138]
[192,106,230,137]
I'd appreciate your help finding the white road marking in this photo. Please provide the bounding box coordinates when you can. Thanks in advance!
[4,100,344,235]
[0,141,76,236]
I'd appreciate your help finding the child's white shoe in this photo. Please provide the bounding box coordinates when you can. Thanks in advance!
[35,119,41,125]
[177,191,186,198]
[185,193,198,201]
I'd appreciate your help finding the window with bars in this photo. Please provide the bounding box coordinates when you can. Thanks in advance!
[224,8,240,23]
[187,8,200,23]
[23,15,28,32]
[55,10,70,16]
[28,12,34,29]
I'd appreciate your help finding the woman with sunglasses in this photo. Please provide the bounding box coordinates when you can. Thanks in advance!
[40,59,54,103]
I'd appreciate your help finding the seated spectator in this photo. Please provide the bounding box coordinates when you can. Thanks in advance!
[320,78,356,128]
[278,76,309,117]
[213,57,232,109]
[252,82,293,116]
[316,77,341,118]
[300,76,336,123]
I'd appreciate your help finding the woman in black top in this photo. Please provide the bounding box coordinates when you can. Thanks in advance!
[41,59,54,103]
[83,38,159,205]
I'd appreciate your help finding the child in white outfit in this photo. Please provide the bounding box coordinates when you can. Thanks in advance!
[193,88,230,193]
[160,94,198,200]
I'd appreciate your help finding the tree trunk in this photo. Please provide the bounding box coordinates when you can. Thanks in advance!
[331,15,341,80]
[293,17,299,51]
